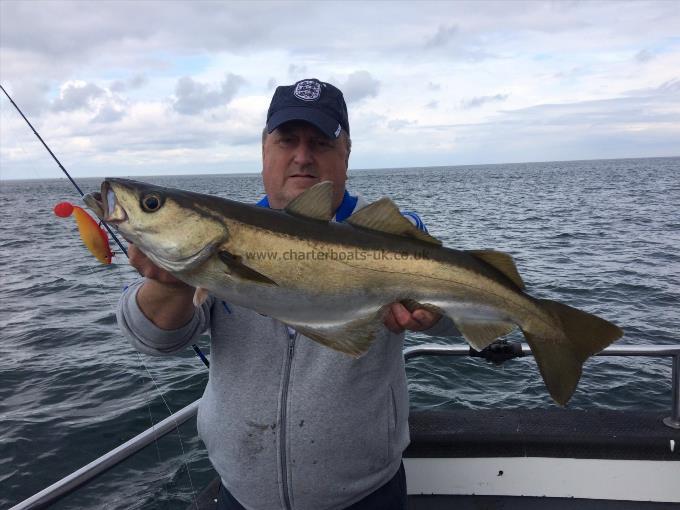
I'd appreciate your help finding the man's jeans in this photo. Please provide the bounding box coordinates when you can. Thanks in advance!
[216,462,407,510]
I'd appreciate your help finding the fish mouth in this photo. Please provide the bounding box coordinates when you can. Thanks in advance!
[82,192,105,219]
[83,181,129,224]
[100,181,128,224]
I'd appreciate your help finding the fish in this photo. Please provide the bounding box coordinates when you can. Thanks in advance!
[85,178,623,405]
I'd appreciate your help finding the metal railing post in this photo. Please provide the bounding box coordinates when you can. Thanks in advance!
[663,354,680,429]
[10,399,200,510]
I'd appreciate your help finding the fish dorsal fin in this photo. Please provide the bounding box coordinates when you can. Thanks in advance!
[284,181,334,221]
[467,250,525,289]
[346,197,442,245]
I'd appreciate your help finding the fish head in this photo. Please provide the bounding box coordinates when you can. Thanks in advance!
[96,178,229,273]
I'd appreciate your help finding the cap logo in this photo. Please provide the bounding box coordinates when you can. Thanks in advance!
[294,80,322,101]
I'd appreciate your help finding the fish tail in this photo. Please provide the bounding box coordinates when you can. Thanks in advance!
[523,299,623,406]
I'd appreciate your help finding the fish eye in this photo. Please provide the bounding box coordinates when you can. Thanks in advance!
[141,193,163,213]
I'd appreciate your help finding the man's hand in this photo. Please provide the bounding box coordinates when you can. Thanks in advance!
[383,302,441,334]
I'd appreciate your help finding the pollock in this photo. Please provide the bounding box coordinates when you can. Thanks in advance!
[86,179,623,405]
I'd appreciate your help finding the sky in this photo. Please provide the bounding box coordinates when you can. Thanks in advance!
[0,0,679,180]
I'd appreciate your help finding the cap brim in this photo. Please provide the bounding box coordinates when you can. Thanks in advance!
[267,107,341,138]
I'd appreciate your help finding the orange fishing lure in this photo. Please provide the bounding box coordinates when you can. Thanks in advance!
[54,202,113,264]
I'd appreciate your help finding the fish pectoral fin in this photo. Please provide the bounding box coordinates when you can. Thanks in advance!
[453,319,516,351]
[466,250,525,289]
[285,181,334,221]
[291,315,381,358]
[218,251,278,286]
[193,287,210,307]
[346,197,442,245]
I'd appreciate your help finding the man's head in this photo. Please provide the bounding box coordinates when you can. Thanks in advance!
[262,79,351,210]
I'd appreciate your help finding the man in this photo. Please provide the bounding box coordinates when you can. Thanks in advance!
[118,79,458,510]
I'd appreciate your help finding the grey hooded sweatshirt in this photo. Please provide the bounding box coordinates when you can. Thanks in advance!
[117,196,458,510]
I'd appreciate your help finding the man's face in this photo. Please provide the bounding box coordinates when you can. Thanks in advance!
[262,121,349,210]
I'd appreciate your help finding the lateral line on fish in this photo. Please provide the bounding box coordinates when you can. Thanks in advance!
[333,259,565,332]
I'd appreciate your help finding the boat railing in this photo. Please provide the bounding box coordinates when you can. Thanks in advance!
[10,342,680,510]
[403,343,680,430]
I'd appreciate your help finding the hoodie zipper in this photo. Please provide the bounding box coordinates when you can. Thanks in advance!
[279,326,296,510]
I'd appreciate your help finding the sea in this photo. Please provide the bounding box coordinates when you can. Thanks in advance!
[1,157,679,509]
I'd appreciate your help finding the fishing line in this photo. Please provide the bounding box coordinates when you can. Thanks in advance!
[2,85,201,507]
[83,263,171,500]
[90,264,199,507]
[5,101,193,507]
[4,108,178,499]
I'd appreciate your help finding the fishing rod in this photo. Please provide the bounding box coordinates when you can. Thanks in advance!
[0,83,128,257]
[1,83,210,369]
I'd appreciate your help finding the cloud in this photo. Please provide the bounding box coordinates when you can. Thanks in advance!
[422,23,496,61]
[656,78,680,94]
[425,24,458,48]
[626,77,680,97]
[2,1,679,180]
[416,79,680,162]
[553,66,586,79]
[0,80,51,116]
[288,64,307,79]
[341,71,380,103]
[52,81,105,112]
[48,80,128,124]
[387,118,417,130]
[634,49,655,63]
[172,73,246,115]
[91,105,124,124]
[110,74,147,92]
[460,94,509,109]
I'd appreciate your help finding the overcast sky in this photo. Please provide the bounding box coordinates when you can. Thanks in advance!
[1,0,678,180]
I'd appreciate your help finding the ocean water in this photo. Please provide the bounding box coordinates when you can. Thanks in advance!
[1,157,679,508]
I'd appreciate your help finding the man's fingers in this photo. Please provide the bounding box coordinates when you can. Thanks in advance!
[386,303,419,332]
[412,308,436,328]
[392,303,416,329]
[383,307,404,334]
[412,308,428,322]
[384,303,442,333]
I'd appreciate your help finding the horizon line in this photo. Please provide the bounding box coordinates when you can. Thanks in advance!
[1,154,678,182]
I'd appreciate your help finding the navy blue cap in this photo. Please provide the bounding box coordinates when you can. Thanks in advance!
[266,79,349,138]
